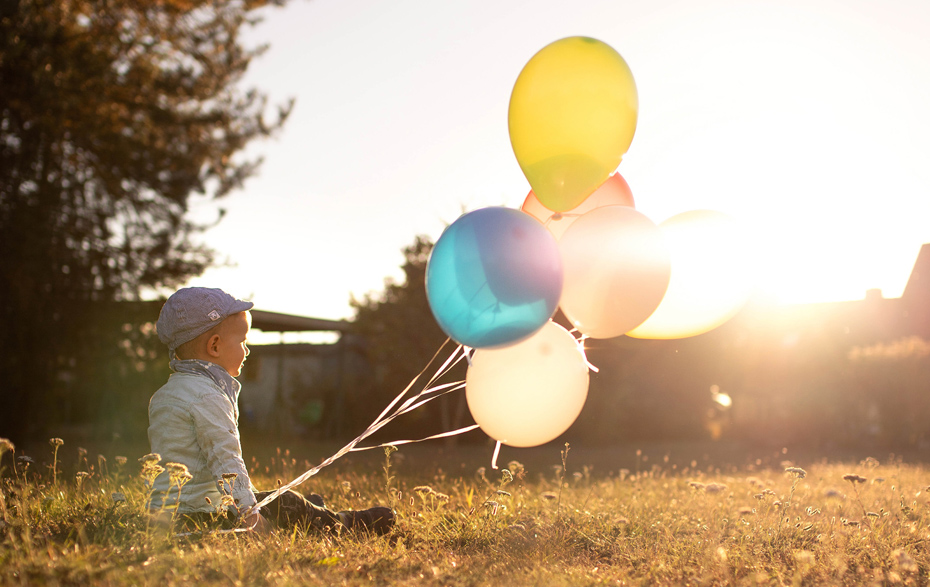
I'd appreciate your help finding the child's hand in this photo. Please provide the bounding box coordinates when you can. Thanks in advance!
[243,511,273,534]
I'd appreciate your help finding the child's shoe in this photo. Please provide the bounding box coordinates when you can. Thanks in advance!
[337,507,395,535]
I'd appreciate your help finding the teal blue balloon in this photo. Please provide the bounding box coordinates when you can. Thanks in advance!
[426,207,563,348]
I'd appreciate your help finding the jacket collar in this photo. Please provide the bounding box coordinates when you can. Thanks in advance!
[169,357,241,409]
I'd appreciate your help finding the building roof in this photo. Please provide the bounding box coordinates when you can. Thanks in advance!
[903,243,930,301]
[249,309,351,333]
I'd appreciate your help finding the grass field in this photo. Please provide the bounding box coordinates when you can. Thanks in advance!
[1,437,929,586]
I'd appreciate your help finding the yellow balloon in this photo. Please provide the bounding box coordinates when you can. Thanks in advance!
[509,37,638,212]
[466,321,589,448]
[626,210,753,340]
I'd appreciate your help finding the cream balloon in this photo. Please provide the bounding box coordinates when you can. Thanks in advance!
[627,210,753,339]
[559,206,671,339]
[522,173,635,241]
[466,321,589,448]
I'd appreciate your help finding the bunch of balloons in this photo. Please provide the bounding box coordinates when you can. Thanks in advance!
[425,37,751,449]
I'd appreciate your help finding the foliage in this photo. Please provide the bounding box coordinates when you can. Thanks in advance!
[0,0,291,441]
[349,236,469,442]
[3,436,930,586]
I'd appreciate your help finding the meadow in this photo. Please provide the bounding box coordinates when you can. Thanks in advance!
[1,437,928,586]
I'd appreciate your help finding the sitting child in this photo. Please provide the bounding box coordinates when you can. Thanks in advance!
[148,287,394,534]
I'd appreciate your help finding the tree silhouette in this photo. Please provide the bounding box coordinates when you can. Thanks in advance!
[0,0,292,441]
[350,236,470,441]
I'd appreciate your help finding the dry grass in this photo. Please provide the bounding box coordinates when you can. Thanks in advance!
[1,438,929,586]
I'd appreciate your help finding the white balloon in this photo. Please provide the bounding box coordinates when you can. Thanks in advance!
[559,205,671,339]
[466,321,589,448]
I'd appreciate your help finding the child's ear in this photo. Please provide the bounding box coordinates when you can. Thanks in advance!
[206,334,221,358]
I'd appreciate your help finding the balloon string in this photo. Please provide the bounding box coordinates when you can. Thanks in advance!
[245,339,466,515]
[491,440,502,470]
[350,425,480,452]
[575,333,600,373]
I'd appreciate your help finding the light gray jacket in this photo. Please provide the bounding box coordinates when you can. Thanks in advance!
[147,366,257,514]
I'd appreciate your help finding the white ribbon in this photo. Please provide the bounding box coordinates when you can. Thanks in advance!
[245,339,469,516]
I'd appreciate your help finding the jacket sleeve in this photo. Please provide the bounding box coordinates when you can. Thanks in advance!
[189,392,257,513]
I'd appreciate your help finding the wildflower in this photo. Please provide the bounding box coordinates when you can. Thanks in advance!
[77,447,87,458]
[785,467,807,479]
[75,471,90,479]
[219,472,237,492]
[823,488,845,499]
[220,495,236,508]
[705,483,727,494]
[737,506,754,516]
[139,453,161,465]
[49,438,64,447]
[434,492,450,502]
[140,461,165,486]
[842,519,860,527]
[205,497,212,505]
[111,492,127,503]
[843,474,867,484]
[753,493,765,500]
[688,481,706,491]
[501,468,514,484]
[573,472,583,481]
[165,463,194,488]
[166,462,189,475]
[540,491,558,501]
[507,461,525,477]
[496,490,512,497]
[17,455,35,465]
[0,438,14,454]
[115,456,127,466]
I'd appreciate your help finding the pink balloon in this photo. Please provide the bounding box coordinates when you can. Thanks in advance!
[522,173,635,241]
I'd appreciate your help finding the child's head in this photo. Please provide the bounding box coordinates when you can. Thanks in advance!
[156,287,254,376]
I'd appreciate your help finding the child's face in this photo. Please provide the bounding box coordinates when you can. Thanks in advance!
[215,311,251,377]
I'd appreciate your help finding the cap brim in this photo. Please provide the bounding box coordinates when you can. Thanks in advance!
[231,300,254,314]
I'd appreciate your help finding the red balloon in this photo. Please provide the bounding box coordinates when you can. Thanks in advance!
[522,173,635,240]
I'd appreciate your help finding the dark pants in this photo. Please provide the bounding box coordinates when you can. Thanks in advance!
[253,489,341,530]
[178,489,340,532]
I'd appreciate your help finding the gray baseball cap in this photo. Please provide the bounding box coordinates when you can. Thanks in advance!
[156,287,254,355]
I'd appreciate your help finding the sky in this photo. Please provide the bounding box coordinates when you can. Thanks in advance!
[184,0,930,333]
